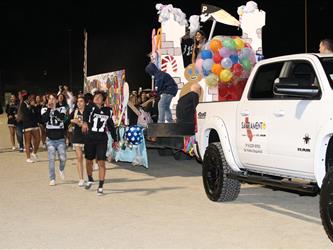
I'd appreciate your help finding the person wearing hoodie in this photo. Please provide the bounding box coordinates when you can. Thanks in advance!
[145,62,178,123]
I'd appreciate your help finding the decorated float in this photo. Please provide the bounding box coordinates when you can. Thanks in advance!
[147,1,266,158]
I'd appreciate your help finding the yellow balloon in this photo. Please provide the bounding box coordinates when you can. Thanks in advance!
[219,69,233,83]
[234,37,245,50]
[205,73,219,88]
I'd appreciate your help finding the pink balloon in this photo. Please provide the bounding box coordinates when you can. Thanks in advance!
[195,59,203,72]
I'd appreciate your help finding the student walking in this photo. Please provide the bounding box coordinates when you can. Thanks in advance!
[5,94,19,150]
[82,91,118,195]
[41,94,67,186]
[70,95,86,186]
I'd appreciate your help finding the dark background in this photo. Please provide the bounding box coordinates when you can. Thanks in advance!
[0,0,332,98]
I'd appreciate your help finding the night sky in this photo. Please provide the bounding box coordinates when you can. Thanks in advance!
[0,0,333,96]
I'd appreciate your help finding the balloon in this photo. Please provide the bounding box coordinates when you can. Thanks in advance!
[201,50,212,60]
[195,59,203,72]
[213,35,224,42]
[211,63,223,76]
[221,57,233,69]
[210,39,222,53]
[213,52,223,64]
[234,37,245,50]
[202,59,214,72]
[219,47,233,58]
[222,37,236,50]
[239,47,253,60]
[231,63,243,77]
[230,54,239,64]
[240,58,252,72]
[125,125,143,145]
[202,59,214,76]
[220,69,233,83]
[205,73,219,88]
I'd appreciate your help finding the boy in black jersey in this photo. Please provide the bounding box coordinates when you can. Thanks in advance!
[41,94,67,186]
[82,91,117,195]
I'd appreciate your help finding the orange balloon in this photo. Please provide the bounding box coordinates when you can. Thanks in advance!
[210,39,222,53]
[211,63,223,76]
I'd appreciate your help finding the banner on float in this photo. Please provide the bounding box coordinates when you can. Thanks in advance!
[85,69,126,125]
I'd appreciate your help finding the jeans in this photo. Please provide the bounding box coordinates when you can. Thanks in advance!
[16,123,24,149]
[46,138,66,181]
[158,93,174,123]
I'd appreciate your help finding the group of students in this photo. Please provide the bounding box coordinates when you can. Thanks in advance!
[5,88,118,195]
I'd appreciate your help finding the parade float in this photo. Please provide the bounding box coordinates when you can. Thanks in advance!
[147,1,266,158]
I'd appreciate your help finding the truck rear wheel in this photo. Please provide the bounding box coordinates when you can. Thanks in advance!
[202,142,240,202]
[320,168,333,243]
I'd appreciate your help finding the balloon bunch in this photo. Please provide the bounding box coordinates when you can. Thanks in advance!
[195,36,257,100]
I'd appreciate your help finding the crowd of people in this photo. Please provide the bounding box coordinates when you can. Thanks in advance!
[5,86,118,196]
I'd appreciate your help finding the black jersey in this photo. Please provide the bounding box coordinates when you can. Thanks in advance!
[69,109,85,144]
[83,104,117,143]
[5,102,18,125]
[21,101,39,129]
[41,106,66,140]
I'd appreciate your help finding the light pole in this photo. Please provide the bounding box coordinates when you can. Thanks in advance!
[68,28,73,89]
[305,0,308,53]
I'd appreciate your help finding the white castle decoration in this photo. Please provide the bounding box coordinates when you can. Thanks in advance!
[151,1,266,110]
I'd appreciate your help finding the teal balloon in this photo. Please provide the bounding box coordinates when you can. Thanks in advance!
[240,58,252,72]
[222,37,236,50]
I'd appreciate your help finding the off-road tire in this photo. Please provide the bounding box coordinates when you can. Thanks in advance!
[202,142,240,202]
[320,167,333,243]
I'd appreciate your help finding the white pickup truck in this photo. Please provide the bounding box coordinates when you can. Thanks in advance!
[195,53,333,242]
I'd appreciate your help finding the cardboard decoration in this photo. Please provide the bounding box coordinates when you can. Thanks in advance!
[85,70,127,125]
[179,64,204,102]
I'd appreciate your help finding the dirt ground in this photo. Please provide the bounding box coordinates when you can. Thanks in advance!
[0,114,332,249]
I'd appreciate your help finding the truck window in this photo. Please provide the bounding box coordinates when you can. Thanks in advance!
[320,57,333,88]
[249,62,284,99]
[285,61,318,88]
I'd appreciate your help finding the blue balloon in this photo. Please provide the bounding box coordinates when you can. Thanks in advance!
[202,59,214,74]
[230,54,239,64]
[221,58,233,69]
[201,50,213,60]
[125,125,143,145]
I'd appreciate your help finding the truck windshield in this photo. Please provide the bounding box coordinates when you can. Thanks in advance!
[320,57,333,88]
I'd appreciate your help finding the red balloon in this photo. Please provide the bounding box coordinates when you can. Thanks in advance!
[232,63,243,77]
[213,52,223,64]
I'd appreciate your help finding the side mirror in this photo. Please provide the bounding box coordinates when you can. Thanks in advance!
[273,78,319,98]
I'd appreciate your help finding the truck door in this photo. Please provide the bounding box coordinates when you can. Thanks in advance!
[238,59,324,179]
[267,60,324,179]
[237,62,284,169]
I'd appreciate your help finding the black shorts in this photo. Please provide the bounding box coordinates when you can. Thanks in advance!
[84,141,107,161]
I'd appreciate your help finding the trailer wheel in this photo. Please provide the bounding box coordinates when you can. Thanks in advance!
[157,148,173,156]
[320,168,333,243]
[202,142,240,202]
[173,150,193,161]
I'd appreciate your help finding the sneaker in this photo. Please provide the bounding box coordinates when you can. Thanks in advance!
[49,180,56,186]
[85,181,93,190]
[59,170,65,181]
[26,158,34,163]
[97,188,104,196]
[19,148,24,153]
[93,163,99,171]
[78,179,85,187]
[31,153,39,162]
[12,146,16,151]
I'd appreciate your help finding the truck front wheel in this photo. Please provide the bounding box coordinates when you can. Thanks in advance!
[202,142,240,202]
[320,168,333,243]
